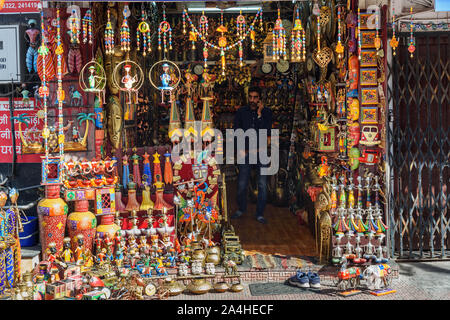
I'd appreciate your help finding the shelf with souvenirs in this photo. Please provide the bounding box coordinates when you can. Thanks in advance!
[0,0,402,300]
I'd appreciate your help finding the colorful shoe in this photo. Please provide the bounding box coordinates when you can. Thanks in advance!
[288,270,310,288]
[307,272,321,289]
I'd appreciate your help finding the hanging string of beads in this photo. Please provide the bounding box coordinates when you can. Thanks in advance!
[199,11,209,37]
[68,8,80,45]
[104,9,114,55]
[38,6,50,164]
[158,5,172,56]
[335,6,344,59]
[56,8,65,164]
[291,5,306,62]
[136,7,151,56]
[390,6,398,55]
[236,10,246,40]
[82,9,92,45]
[317,14,321,52]
[182,9,187,34]
[120,5,131,52]
[273,8,286,61]
[408,7,416,58]
[357,8,362,60]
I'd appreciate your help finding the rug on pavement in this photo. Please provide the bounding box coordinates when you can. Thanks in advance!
[242,251,317,271]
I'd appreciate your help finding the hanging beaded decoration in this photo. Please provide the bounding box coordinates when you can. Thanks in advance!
[182,9,187,34]
[158,5,172,56]
[217,10,228,75]
[120,5,131,52]
[273,8,286,61]
[56,8,65,167]
[335,6,344,59]
[408,7,416,58]
[136,7,151,56]
[68,8,80,45]
[82,9,92,45]
[199,11,209,37]
[357,8,362,60]
[38,5,50,164]
[390,6,398,55]
[104,9,115,55]
[291,5,306,62]
[317,14,321,52]
[374,7,381,50]
[236,10,246,40]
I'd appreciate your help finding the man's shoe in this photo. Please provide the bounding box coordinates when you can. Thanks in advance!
[231,211,244,219]
[256,216,267,224]
[307,272,321,289]
[288,270,310,288]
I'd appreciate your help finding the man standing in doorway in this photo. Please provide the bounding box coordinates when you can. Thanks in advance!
[231,87,272,224]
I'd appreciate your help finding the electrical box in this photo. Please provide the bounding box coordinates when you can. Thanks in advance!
[0,25,23,83]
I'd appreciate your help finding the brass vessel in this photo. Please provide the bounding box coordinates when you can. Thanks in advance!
[161,278,185,296]
[191,249,206,262]
[191,241,203,251]
[205,246,221,265]
[213,281,230,293]
[230,282,244,292]
[187,278,212,295]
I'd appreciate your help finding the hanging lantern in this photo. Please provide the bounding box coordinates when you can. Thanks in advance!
[136,7,151,56]
[120,5,131,52]
[272,8,286,61]
[104,9,114,55]
[82,9,92,45]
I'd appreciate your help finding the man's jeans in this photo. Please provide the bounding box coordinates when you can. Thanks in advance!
[236,163,268,218]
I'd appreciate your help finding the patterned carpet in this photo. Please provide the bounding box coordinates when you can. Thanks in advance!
[249,282,326,296]
[241,251,318,271]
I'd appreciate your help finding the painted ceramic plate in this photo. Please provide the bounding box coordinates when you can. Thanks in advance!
[261,63,273,74]
[276,60,290,73]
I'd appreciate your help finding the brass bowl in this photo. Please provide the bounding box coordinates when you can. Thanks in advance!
[230,283,244,293]
[214,282,230,293]
[162,278,185,296]
[187,279,212,295]
[205,253,220,265]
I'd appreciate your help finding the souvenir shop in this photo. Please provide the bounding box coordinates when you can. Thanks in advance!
[0,0,401,299]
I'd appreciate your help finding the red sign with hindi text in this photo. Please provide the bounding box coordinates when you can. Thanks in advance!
[0,0,40,14]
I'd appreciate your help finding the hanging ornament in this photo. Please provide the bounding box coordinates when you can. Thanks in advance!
[317,14,321,52]
[79,60,106,104]
[104,9,115,55]
[374,7,381,50]
[82,9,92,45]
[357,8,362,60]
[291,6,305,62]
[189,24,197,50]
[216,12,228,75]
[335,6,344,59]
[238,41,243,67]
[56,8,65,165]
[390,7,398,56]
[203,43,208,68]
[120,5,131,52]
[236,10,246,40]
[136,7,151,56]
[112,60,144,107]
[273,8,286,61]
[158,5,172,56]
[182,9,187,34]
[408,7,416,58]
[199,11,209,37]
[149,60,181,104]
[68,8,80,45]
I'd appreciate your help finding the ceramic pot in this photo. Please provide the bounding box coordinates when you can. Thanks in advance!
[162,278,185,296]
[214,282,230,293]
[96,214,120,239]
[187,279,212,295]
[37,185,68,259]
[67,200,97,252]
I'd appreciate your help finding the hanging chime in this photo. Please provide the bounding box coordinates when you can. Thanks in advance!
[82,9,92,45]
[104,9,115,55]
[291,6,306,62]
[335,6,344,60]
[390,7,399,55]
[68,8,80,45]
[273,8,287,61]
[236,10,246,40]
[217,11,228,75]
[408,7,416,58]
[158,5,172,55]
[357,8,362,60]
[199,11,209,37]
[136,7,151,56]
[120,5,131,52]
[374,7,381,50]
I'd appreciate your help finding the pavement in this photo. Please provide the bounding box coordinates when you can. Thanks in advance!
[169,261,450,300]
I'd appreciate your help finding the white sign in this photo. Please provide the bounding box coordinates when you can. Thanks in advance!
[0,25,20,83]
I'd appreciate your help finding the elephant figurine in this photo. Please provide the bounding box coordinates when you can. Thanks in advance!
[362,264,392,290]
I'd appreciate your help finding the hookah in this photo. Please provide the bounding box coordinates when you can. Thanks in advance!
[364,231,376,257]
[373,175,381,209]
[374,233,388,263]
[332,233,344,264]
[344,230,354,257]
[157,208,175,237]
[365,205,378,234]
[333,207,349,235]
[347,175,355,209]
[126,210,141,238]
[338,175,347,209]
[356,176,364,209]
[142,209,157,237]
[354,233,365,263]
[330,176,338,214]
[365,174,372,209]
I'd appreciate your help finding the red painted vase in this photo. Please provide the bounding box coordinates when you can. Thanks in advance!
[37,185,68,260]
[67,200,97,252]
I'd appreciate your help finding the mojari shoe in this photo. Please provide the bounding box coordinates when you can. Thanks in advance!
[288,270,310,288]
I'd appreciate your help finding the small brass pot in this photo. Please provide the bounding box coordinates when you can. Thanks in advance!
[187,279,212,295]
[214,282,230,293]
[162,278,185,296]
[191,249,206,262]
[230,283,244,293]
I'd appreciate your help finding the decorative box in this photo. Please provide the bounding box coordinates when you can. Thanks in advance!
[45,281,66,300]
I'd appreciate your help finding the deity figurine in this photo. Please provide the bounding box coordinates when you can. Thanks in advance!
[25,19,40,73]
[60,237,74,263]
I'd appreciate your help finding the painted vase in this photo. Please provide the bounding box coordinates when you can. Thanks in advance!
[96,214,120,239]
[67,200,97,252]
[37,185,68,260]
